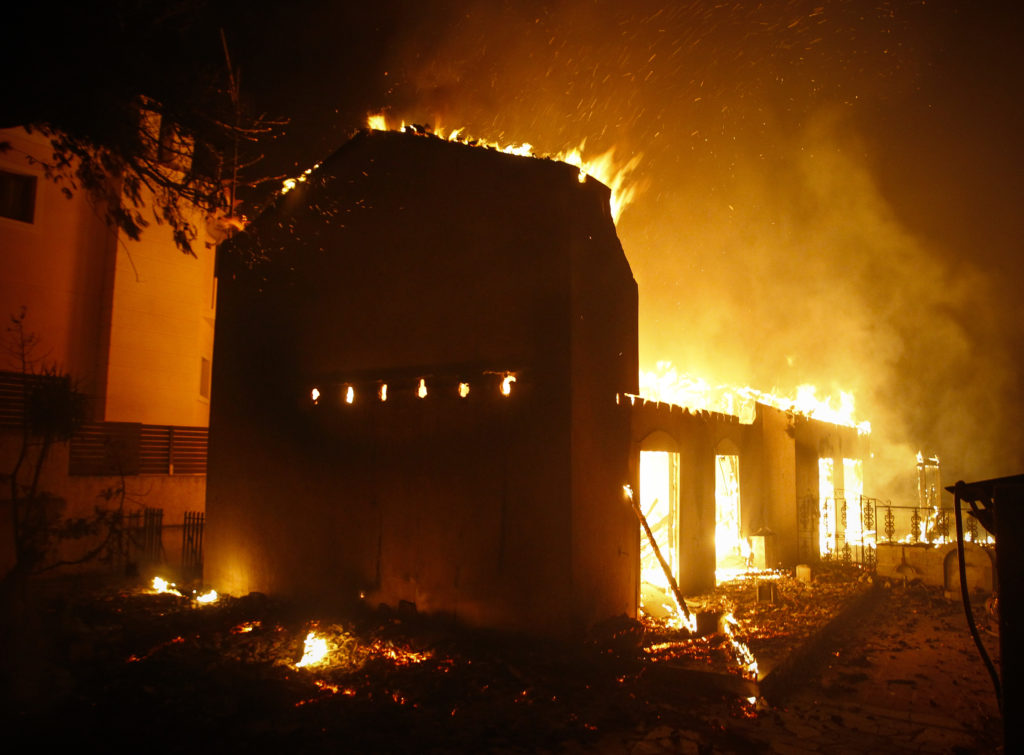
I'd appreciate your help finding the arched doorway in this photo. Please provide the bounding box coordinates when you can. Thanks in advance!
[638,431,680,619]
[715,439,744,581]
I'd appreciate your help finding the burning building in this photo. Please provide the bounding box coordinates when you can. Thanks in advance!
[206,129,638,636]
[206,126,868,635]
[629,398,867,600]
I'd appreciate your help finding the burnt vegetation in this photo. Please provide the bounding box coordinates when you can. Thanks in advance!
[7,566,1002,753]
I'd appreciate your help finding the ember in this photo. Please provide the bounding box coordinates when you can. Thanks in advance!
[639,361,870,434]
[294,631,330,668]
[151,576,182,596]
[11,572,999,753]
[195,589,219,604]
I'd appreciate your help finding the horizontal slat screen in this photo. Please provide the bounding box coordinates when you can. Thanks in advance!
[0,370,72,429]
[140,425,208,475]
[69,422,141,476]
[3,371,207,476]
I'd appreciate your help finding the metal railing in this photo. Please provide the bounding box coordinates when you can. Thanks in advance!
[181,511,205,580]
[803,495,991,569]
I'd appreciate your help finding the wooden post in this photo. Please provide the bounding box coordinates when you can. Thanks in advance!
[631,496,693,622]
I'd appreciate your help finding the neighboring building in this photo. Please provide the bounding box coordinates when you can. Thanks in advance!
[205,129,870,636]
[0,124,214,574]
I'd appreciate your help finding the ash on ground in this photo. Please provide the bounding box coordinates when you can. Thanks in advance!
[3,564,1001,754]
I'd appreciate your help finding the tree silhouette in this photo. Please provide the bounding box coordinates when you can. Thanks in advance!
[1,1,283,254]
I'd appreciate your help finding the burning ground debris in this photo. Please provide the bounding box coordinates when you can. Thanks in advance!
[6,568,1000,753]
[636,563,873,695]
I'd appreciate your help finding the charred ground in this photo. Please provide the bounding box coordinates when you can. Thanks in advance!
[5,566,1001,753]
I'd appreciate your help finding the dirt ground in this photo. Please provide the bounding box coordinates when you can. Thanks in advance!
[2,567,1003,753]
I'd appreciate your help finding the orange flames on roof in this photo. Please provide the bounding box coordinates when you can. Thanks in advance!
[367,113,641,223]
[639,361,870,434]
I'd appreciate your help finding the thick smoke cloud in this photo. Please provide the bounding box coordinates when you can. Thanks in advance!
[246,0,1024,496]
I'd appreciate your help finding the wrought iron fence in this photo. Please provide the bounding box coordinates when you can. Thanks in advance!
[816,496,991,569]
[182,511,205,580]
[123,507,164,568]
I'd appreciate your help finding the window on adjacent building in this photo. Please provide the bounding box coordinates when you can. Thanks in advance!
[0,170,37,223]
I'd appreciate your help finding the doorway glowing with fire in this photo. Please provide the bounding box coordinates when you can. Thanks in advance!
[638,448,679,618]
[715,451,744,581]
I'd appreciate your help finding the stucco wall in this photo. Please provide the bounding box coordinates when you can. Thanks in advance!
[0,127,116,413]
[0,429,206,575]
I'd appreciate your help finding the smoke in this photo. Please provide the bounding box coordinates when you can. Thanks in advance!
[284,0,1022,495]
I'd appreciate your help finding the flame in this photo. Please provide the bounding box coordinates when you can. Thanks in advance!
[280,162,322,195]
[458,382,470,398]
[152,576,183,597]
[501,374,516,396]
[638,361,870,434]
[366,113,641,223]
[345,385,355,404]
[379,383,388,402]
[311,387,320,404]
[295,631,330,669]
[722,612,759,680]
[417,378,428,398]
[195,589,218,604]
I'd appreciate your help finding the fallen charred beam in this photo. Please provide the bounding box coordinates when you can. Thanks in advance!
[630,494,693,625]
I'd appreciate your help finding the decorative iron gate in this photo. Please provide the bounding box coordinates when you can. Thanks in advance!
[182,511,205,579]
[813,496,991,570]
[797,494,818,563]
[126,507,164,566]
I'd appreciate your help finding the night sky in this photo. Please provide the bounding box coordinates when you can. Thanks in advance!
[17,1,1024,495]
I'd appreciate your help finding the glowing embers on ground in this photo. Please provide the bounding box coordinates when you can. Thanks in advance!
[641,607,760,683]
[131,584,442,710]
[288,622,437,675]
[638,361,871,434]
[366,113,641,223]
[151,576,182,596]
[151,576,218,604]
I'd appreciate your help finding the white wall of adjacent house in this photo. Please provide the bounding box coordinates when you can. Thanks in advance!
[1,125,213,575]
[0,127,117,411]
[0,125,216,429]
[103,189,216,428]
